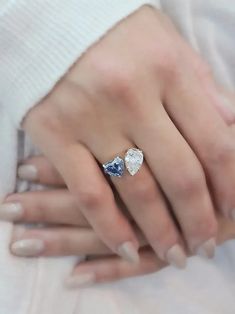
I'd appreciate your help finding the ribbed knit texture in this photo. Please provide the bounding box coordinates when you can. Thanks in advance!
[0,0,160,128]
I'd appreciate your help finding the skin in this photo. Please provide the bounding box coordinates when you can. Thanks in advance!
[17,6,235,265]
[3,154,235,286]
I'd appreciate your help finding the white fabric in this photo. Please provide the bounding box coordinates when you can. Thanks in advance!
[0,0,158,128]
[0,0,235,314]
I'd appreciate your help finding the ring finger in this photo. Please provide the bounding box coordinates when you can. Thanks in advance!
[88,136,187,268]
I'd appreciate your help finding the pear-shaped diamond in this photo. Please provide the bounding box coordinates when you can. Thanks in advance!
[125,148,144,176]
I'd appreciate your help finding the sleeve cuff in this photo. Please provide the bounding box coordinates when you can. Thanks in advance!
[0,0,160,128]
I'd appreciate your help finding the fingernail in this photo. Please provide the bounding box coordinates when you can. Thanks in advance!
[18,165,38,181]
[166,244,187,269]
[0,203,23,221]
[65,273,96,289]
[230,209,235,221]
[196,238,216,259]
[11,239,45,257]
[118,241,140,264]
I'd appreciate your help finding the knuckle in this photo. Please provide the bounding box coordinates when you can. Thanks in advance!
[152,44,180,83]
[13,195,46,222]
[77,186,106,209]
[190,216,218,239]
[132,176,157,204]
[171,171,204,199]
[108,70,133,99]
[91,57,134,100]
[33,203,47,221]
[152,220,178,246]
[51,81,94,124]
[209,139,235,166]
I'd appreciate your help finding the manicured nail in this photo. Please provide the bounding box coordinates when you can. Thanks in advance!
[230,209,235,221]
[0,203,23,221]
[196,238,216,259]
[18,165,38,181]
[118,241,140,264]
[166,244,187,269]
[11,239,45,257]
[65,273,96,289]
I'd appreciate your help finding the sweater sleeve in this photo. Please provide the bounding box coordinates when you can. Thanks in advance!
[0,0,160,128]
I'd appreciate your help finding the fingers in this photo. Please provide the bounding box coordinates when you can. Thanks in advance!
[18,129,140,262]
[66,247,166,288]
[48,216,235,289]
[9,211,235,259]
[10,226,111,257]
[111,164,187,268]
[89,135,187,269]
[10,224,146,257]
[2,190,89,226]
[18,9,231,268]
[132,103,217,257]
[10,214,235,288]
[165,64,235,221]
[18,156,65,186]
[10,226,165,287]
[38,142,140,263]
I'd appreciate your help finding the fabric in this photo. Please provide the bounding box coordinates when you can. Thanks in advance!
[0,0,235,314]
[0,0,158,128]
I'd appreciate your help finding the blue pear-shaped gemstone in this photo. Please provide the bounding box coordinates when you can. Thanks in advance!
[103,156,124,177]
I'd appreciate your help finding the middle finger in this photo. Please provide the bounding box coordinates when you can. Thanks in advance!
[89,136,187,269]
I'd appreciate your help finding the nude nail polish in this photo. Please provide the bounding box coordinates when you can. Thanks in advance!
[196,238,216,259]
[0,203,23,221]
[11,239,45,257]
[65,273,96,289]
[166,244,187,269]
[117,241,140,264]
[18,165,38,181]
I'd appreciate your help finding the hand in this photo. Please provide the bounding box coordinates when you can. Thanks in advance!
[22,6,235,267]
[2,156,235,288]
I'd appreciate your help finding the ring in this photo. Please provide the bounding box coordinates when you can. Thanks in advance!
[102,148,144,177]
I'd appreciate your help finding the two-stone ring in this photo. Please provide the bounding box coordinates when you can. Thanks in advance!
[102,148,144,177]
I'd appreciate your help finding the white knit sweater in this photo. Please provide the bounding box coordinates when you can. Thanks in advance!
[0,0,161,128]
[1,1,235,314]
